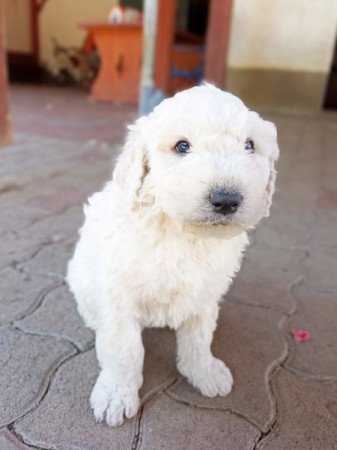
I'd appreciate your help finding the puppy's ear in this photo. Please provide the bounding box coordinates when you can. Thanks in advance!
[263,120,279,161]
[265,162,277,216]
[263,121,279,217]
[113,116,149,208]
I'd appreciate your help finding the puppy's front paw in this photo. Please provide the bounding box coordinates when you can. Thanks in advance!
[181,357,233,398]
[90,373,140,426]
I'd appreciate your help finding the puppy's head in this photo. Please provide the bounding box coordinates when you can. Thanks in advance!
[113,84,279,231]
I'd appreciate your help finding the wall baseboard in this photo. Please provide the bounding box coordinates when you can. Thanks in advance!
[226,68,327,113]
[7,51,41,83]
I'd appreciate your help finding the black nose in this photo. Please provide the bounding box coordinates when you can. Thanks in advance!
[210,189,243,215]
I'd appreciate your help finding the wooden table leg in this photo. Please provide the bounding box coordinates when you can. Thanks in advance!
[0,0,11,146]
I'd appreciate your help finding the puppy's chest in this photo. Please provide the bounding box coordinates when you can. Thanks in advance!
[134,237,233,329]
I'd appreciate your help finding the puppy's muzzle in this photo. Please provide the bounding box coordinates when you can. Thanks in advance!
[210,189,243,215]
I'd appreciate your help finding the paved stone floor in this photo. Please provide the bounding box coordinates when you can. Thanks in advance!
[1,85,337,449]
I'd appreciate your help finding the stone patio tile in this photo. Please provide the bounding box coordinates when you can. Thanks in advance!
[167,303,285,431]
[276,163,321,212]
[27,187,88,217]
[14,329,177,449]
[16,289,178,371]
[18,238,75,280]
[285,286,337,379]
[253,192,315,253]
[138,394,260,450]
[17,301,177,394]
[304,211,337,290]
[2,86,336,449]
[0,232,40,271]
[16,286,94,351]
[0,134,102,181]
[277,119,322,185]
[321,122,337,190]
[0,199,51,234]
[22,173,99,219]
[252,205,311,249]
[0,135,55,180]
[308,208,337,247]
[0,266,61,325]
[253,169,318,248]
[258,369,337,449]
[0,193,61,237]
[0,149,114,235]
[141,327,177,399]
[254,117,328,251]
[14,351,138,450]
[26,204,84,243]
[0,206,83,271]
[0,326,75,427]
[0,428,31,449]
[303,245,337,290]
[69,145,117,167]
[10,85,136,143]
[228,242,304,313]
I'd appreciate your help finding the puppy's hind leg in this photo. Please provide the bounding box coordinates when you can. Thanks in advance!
[90,311,144,426]
[176,306,233,397]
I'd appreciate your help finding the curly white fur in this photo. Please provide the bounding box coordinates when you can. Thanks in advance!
[67,84,279,426]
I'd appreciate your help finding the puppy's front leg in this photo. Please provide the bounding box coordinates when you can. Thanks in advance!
[90,315,144,426]
[176,307,233,397]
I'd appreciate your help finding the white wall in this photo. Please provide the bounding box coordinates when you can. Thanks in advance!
[228,0,337,73]
[4,0,31,53]
[40,0,118,72]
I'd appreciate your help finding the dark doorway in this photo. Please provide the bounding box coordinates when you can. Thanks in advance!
[324,40,337,108]
[169,0,210,94]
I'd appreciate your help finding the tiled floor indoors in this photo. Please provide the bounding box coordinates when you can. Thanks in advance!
[1,85,337,449]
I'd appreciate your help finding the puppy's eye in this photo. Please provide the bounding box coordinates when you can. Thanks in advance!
[244,139,254,153]
[175,140,190,154]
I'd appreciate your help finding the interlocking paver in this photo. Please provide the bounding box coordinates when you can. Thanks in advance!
[18,238,75,280]
[0,232,41,270]
[14,350,140,450]
[141,328,177,399]
[0,266,61,324]
[253,205,310,249]
[16,286,94,351]
[285,285,337,379]
[0,197,49,235]
[253,114,333,251]
[0,133,111,181]
[228,241,304,313]
[0,141,116,235]
[10,84,136,143]
[303,214,337,290]
[14,329,177,449]
[258,369,337,449]
[321,121,337,191]
[0,428,31,449]
[0,206,82,271]
[26,204,84,241]
[1,86,336,449]
[138,394,260,450]
[0,326,75,426]
[167,303,285,431]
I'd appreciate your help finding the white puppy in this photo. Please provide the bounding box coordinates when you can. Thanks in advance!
[67,84,279,426]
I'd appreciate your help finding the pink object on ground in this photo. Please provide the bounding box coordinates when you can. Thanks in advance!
[291,329,311,342]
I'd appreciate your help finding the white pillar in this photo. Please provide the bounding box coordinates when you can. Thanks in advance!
[139,0,165,115]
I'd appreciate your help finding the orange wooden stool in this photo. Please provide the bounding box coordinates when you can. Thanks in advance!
[80,23,142,104]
